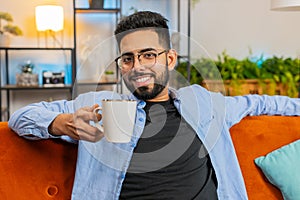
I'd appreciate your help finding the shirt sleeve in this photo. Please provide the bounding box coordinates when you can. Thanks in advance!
[225,94,300,127]
[8,99,75,141]
[8,91,123,142]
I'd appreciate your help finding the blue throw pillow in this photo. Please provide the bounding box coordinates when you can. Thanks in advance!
[254,139,300,200]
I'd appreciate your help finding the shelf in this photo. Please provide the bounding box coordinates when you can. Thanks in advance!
[75,8,120,13]
[0,47,74,50]
[78,80,120,86]
[178,55,189,59]
[1,84,73,90]
[73,0,122,94]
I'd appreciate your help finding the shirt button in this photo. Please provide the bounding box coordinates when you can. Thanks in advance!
[130,143,136,148]
[121,173,126,179]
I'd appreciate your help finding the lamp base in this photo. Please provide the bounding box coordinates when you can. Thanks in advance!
[37,30,63,48]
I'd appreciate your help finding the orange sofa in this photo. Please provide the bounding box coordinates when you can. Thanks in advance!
[0,116,299,199]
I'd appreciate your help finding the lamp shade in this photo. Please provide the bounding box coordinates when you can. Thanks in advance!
[271,0,300,11]
[35,5,64,31]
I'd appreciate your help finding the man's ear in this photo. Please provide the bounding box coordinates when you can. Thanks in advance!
[167,49,178,71]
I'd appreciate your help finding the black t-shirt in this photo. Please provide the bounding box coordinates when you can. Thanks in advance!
[119,99,218,200]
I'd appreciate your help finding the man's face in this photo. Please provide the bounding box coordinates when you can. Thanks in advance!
[119,30,173,101]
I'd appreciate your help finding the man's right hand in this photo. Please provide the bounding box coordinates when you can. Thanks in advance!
[48,104,104,142]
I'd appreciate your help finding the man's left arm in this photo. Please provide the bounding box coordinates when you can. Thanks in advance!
[225,94,300,127]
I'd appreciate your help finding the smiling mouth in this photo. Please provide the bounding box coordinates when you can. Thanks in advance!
[131,75,153,87]
[135,76,150,83]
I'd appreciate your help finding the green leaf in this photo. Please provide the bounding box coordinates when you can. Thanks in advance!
[0,12,13,22]
[3,24,22,36]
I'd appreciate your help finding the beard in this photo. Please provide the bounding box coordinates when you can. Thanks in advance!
[124,65,169,101]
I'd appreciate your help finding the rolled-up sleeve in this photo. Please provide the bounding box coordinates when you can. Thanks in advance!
[8,99,74,140]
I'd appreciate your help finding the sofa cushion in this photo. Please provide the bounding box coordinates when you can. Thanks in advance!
[0,122,78,200]
[230,116,300,200]
[255,139,300,200]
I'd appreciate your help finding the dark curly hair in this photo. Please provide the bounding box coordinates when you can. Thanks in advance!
[114,11,171,49]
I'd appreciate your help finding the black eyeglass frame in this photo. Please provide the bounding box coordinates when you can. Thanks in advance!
[114,49,168,70]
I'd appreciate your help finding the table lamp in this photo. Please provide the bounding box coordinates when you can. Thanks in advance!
[35,5,64,47]
[271,0,300,11]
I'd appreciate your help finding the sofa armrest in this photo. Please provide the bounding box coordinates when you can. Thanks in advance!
[230,116,300,200]
[0,122,78,199]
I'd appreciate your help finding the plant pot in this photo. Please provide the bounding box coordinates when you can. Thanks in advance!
[201,79,290,96]
[0,34,11,47]
[16,73,39,86]
[104,74,115,82]
[89,0,104,9]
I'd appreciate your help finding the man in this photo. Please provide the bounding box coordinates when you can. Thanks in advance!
[9,11,300,199]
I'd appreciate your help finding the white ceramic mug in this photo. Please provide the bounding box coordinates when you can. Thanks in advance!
[94,99,137,143]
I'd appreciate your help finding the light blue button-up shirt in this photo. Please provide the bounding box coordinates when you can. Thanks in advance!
[8,85,300,199]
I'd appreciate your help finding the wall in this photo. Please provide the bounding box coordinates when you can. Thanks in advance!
[191,0,300,59]
[1,0,73,47]
[1,0,300,119]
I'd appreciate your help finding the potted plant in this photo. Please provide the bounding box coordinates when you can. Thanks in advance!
[175,57,225,93]
[260,56,300,97]
[104,70,115,82]
[16,61,38,86]
[0,11,23,46]
[176,51,300,97]
[89,0,104,9]
[214,51,263,95]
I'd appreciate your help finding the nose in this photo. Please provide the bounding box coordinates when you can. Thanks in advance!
[132,55,145,71]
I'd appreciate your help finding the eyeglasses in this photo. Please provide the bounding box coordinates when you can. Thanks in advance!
[115,49,168,71]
